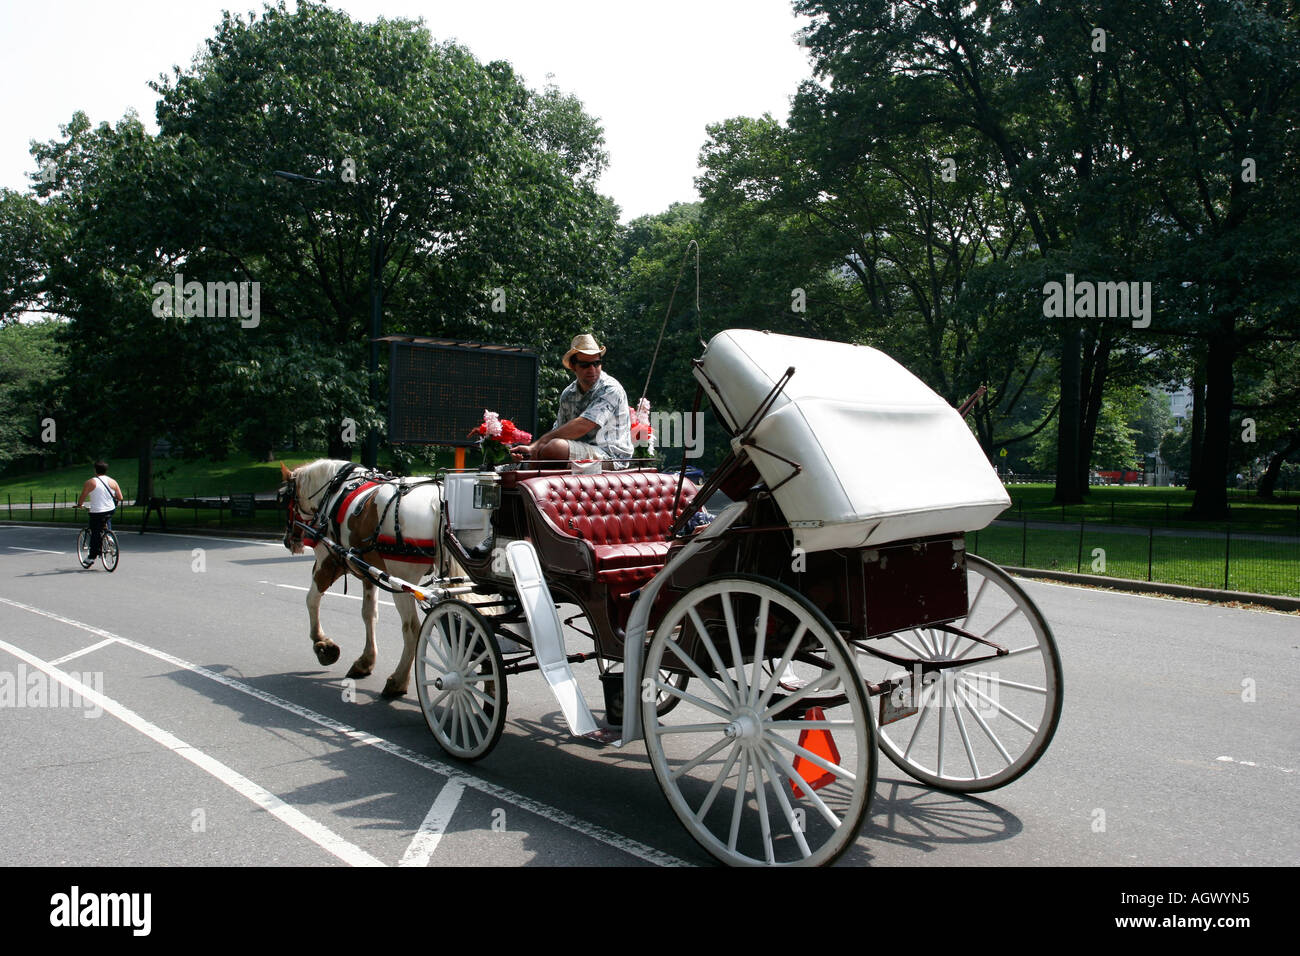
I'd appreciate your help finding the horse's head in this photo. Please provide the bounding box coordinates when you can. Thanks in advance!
[278,462,305,554]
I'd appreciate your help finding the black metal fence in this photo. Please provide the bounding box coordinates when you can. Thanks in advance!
[970,517,1300,598]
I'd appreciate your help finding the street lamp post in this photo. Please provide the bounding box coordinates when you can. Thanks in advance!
[273,169,381,469]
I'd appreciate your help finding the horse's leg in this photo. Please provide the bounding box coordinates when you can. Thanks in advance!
[308,554,344,666]
[346,578,378,679]
[381,592,421,699]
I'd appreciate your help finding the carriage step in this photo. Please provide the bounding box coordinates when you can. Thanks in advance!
[580,728,622,745]
[505,540,599,737]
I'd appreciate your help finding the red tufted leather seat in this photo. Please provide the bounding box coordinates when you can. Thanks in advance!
[518,471,697,584]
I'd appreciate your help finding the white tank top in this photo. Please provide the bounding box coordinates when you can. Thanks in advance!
[87,477,117,513]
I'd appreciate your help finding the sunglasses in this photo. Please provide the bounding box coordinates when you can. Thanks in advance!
[573,359,603,369]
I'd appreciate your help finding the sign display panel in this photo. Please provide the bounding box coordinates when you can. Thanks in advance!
[387,337,539,446]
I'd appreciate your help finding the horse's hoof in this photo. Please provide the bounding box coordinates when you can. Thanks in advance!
[380,679,406,699]
[314,641,341,666]
[345,662,373,679]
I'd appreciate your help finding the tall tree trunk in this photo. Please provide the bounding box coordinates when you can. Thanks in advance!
[136,435,154,505]
[1191,327,1235,519]
[1256,435,1300,499]
[1076,327,1112,494]
[1188,354,1206,491]
[1054,323,1084,504]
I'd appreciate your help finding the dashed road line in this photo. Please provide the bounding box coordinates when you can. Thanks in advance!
[260,580,396,607]
[1215,755,1295,774]
[7,546,66,554]
[398,779,466,867]
[0,595,688,867]
[0,634,384,867]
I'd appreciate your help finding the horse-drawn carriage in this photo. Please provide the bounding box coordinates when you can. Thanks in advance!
[282,329,1063,866]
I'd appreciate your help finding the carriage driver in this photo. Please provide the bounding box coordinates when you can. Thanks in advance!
[511,333,633,467]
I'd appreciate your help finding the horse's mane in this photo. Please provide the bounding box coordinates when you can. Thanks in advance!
[294,459,362,516]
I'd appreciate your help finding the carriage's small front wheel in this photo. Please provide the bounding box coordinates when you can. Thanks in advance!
[101,530,119,572]
[860,554,1063,793]
[643,575,875,867]
[416,600,507,761]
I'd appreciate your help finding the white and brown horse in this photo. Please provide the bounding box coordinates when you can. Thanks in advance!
[279,459,464,698]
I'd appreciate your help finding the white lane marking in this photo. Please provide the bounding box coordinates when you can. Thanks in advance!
[1216,755,1295,774]
[0,633,384,867]
[259,580,395,607]
[0,596,687,867]
[49,638,116,666]
[7,546,65,554]
[398,779,466,867]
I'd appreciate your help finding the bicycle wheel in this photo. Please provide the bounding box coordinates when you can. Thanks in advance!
[100,531,119,572]
[76,528,91,567]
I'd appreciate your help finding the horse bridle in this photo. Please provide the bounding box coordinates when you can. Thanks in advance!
[279,462,365,549]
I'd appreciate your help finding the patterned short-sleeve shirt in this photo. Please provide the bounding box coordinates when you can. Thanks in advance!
[555,372,633,460]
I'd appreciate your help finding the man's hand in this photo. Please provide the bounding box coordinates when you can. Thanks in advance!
[510,443,533,462]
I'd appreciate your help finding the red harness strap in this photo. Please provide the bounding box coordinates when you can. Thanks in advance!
[303,480,380,548]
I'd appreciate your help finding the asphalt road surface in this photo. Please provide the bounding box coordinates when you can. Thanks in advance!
[1,523,1295,867]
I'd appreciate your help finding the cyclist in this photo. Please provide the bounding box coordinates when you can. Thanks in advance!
[75,461,123,569]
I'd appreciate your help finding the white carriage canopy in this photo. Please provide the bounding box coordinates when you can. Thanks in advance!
[695,329,1010,553]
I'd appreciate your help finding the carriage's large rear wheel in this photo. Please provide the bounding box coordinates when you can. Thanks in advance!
[860,554,1062,792]
[642,575,875,867]
[416,599,507,761]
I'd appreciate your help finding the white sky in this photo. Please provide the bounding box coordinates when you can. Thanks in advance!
[0,0,814,222]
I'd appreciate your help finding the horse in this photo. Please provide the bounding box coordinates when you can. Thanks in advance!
[278,458,469,698]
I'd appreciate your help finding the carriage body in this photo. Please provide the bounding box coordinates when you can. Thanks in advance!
[412,329,1062,866]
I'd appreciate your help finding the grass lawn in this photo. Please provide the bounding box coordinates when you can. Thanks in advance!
[0,449,459,506]
[0,449,458,534]
[971,523,1300,597]
[1004,483,1300,536]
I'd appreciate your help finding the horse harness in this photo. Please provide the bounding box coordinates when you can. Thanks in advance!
[290,463,443,563]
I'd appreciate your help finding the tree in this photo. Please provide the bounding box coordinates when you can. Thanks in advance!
[0,319,66,472]
[148,1,618,459]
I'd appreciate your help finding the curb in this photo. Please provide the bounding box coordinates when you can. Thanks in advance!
[1001,565,1300,612]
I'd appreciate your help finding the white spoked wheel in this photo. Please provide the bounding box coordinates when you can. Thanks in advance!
[861,554,1063,793]
[643,575,875,867]
[76,528,90,566]
[101,530,119,572]
[415,599,507,761]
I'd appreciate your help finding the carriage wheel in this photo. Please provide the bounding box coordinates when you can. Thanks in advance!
[76,528,90,567]
[654,670,689,717]
[101,531,119,572]
[861,554,1062,793]
[642,575,875,867]
[415,599,507,761]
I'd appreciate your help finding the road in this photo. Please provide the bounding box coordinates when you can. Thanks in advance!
[1,523,1295,867]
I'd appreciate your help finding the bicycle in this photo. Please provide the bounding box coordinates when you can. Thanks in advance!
[76,512,119,572]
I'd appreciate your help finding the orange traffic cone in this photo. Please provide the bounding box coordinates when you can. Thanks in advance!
[790,706,841,798]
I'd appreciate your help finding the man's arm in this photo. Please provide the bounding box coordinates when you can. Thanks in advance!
[513,417,598,457]
[75,478,94,508]
[109,478,123,503]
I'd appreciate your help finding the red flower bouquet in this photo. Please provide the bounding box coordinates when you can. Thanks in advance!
[470,409,532,468]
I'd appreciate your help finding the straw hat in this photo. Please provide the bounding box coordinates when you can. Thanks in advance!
[562,333,607,370]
